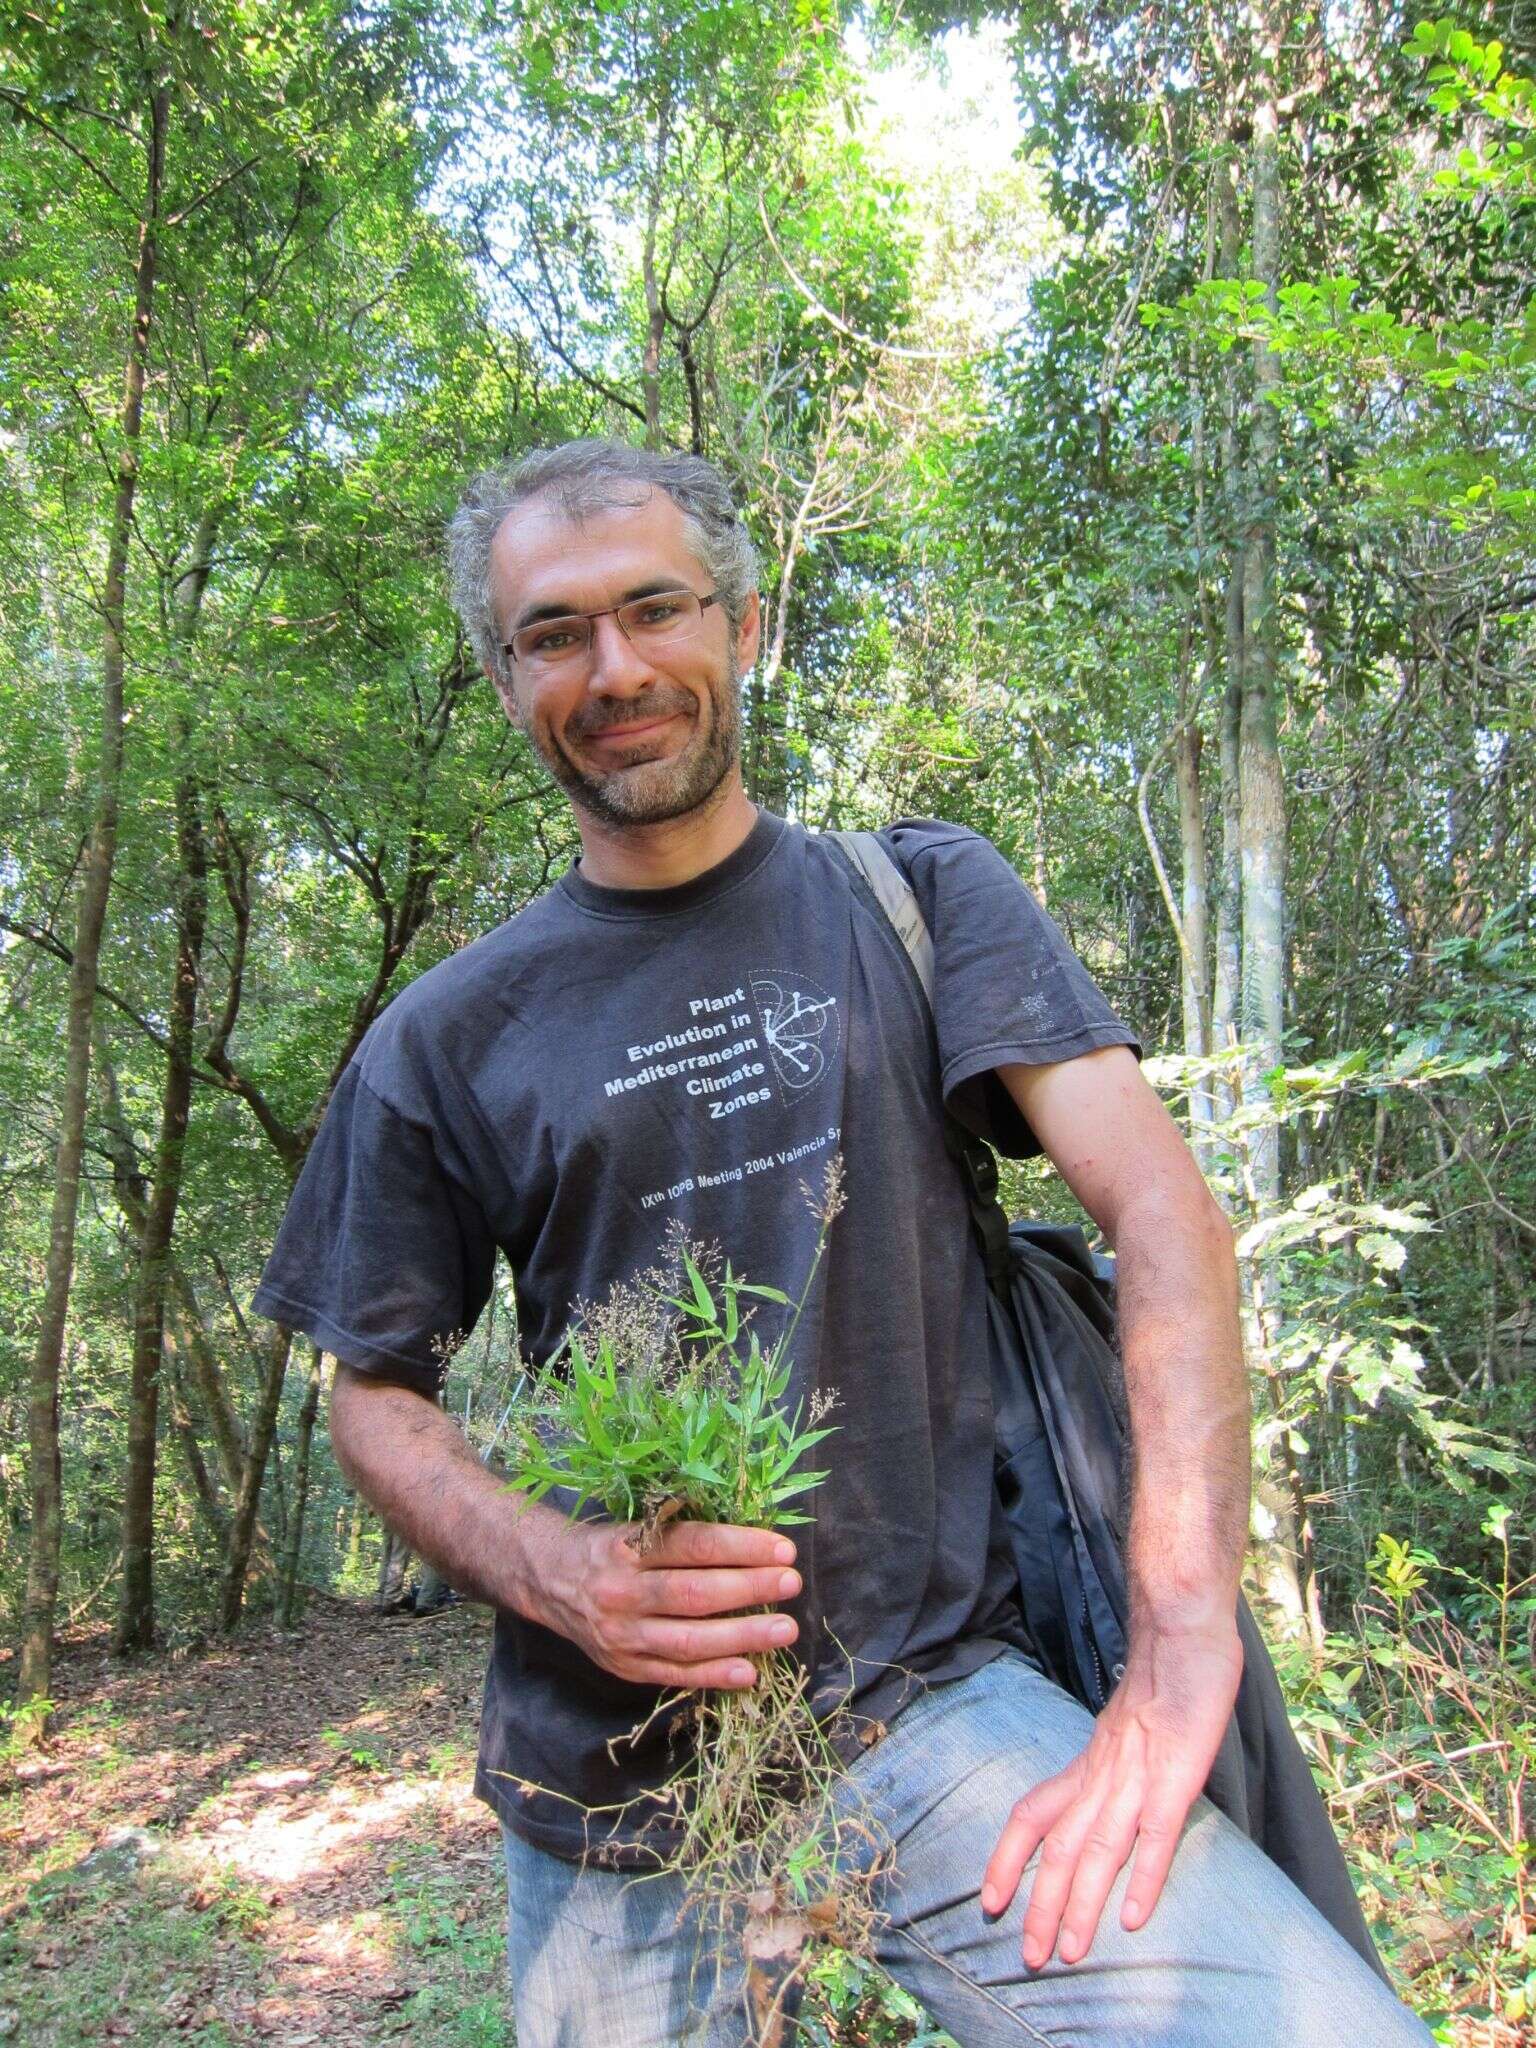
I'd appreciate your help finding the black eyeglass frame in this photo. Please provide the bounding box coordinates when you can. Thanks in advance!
[500,589,721,667]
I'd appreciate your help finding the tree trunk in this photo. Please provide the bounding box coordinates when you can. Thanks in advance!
[1029,726,1050,910]
[218,1321,292,1633]
[1237,44,1288,1204]
[639,92,672,449]
[278,1346,326,1629]
[344,1492,365,1582]
[165,1344,230,1549]
[1174,723,1210,1056]
[1211,160,1245,1129]
[266,1415,290,1559]
[1175,720,1217,1152]
[115,494,222,1655]
[168,1267,250,1495]
[17,70,172,1724]
[115,769,210,1654]
[92,1037,275,1597]
[1135,628,1214,1153]
[164,1305,283,1591]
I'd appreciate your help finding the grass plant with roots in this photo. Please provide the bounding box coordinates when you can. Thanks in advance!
[498,1159,889,2042]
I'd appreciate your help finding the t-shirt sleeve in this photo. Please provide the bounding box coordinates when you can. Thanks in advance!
[252,1060,496,1396]
[884,819,1141,1158]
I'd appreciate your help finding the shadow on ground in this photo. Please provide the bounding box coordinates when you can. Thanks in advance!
[0,1599,509,2047]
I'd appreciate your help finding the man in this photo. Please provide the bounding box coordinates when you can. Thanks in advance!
[254,440,1430,2045]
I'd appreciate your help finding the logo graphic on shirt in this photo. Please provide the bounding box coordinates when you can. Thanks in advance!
[749,971,840,1097]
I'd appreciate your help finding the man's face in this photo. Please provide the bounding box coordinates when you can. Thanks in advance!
[488,489,760,830]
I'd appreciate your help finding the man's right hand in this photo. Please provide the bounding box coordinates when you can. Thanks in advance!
[530,1515,802,1692]
[324,1370,798,1690]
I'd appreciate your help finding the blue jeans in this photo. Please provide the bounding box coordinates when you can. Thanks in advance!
[500,1651,1432,2046]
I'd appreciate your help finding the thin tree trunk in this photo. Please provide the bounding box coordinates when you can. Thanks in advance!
[96,1042,283,1599]
[639,93,672,449]
[678,328,706,456]
[1175,723,1211,1056]
[266,1412,290,1559]
[1134,623,1213,1151]
[115,772,208,1653]
[165,1344,230,1549]
[344,1492,365,1582]
[165,1294,282,1589]
[18,69,172,1723]
[1184,199,1217,1149]
[168,1267,249,1495]
[1029,726,1050,910]
[1175,720,1217,1159]
[115,497,222,1655]
[1238,39,1288,1204]
[278,1346,326,1629]
[1211,160,1245,1128]
[92,1042,266,1570]
[218,1321,292,1633]
[1236,1128,1325,1657]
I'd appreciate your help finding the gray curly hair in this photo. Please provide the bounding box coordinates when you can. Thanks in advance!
[446,440,760,681]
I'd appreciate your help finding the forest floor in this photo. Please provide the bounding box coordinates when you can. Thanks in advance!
[0,1598,930,2048]
[0,1598,1514,2048]
[0,1596,509,2047]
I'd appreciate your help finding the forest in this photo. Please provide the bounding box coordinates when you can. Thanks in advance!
[0,0,1532,2041]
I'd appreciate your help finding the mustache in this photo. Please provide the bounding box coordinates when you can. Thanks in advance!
[568,693,697,739]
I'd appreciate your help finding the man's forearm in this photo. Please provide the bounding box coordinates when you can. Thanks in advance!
[328,1367,569,1620]
[1111,1191,1251,1636]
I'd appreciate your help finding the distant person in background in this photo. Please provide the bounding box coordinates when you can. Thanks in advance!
[254,441,1432,2045]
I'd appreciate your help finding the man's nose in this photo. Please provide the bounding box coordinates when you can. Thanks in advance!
[584,611,656,695]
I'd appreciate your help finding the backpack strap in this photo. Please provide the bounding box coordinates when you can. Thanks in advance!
[823,828,1012,1290]
[821,829,935,1000]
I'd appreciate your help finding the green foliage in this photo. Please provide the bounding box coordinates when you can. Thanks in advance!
[506,1247,832,1535]
[1271,1517,1534,2034]
[319,1726,387,1773]
[802,1947,961,2045]
[0,1696,55,1766]
[1153,1036,1532,1593]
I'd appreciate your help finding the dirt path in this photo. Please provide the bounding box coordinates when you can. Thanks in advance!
[0,1597,508,2047]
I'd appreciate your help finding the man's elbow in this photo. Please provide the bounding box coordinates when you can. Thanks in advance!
[1117,1171,1233,1258]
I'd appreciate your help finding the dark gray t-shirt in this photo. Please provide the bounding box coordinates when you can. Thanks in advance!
[254,812,1138,1862]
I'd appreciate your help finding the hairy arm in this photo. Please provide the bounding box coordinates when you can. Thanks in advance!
[329,1364,563,1618]
[329,1364,800,1688]
[980,1045,1251,1962]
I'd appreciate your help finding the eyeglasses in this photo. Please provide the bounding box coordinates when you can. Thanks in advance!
[502,589,721,673]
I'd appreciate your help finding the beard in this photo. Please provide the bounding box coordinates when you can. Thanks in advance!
[528,656,743,830]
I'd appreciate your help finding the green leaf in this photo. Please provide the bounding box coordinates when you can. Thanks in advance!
[770,1471,829,1504]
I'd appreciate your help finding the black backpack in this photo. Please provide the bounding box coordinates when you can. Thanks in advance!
[826,828,1386,1980]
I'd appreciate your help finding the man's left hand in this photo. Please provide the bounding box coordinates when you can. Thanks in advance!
[980,1620,1243,1967]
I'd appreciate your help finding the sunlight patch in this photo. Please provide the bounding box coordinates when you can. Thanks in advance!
[181,1775,441,1887]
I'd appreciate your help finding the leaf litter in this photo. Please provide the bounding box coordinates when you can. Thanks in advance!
[0,1593,508,2045]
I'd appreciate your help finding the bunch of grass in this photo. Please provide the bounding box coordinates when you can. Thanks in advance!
[502,1162,886,2041]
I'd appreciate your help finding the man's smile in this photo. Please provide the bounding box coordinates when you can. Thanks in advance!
[582,711,683,749]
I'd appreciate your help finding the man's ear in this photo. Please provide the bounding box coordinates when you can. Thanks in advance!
[488,665,528,731]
